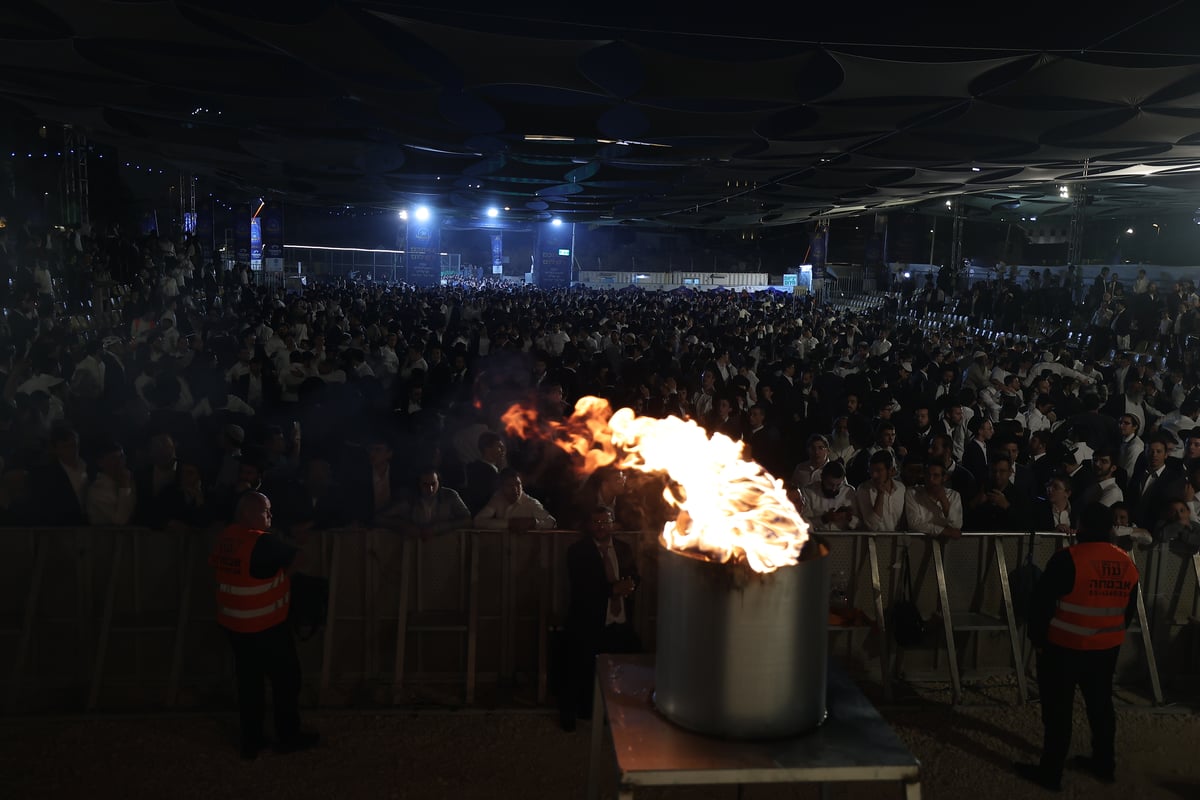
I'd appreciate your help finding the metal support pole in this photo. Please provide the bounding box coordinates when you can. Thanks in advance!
[1066,159,1089,267]
[928,218,937,267]
[318,534,341,703]
[948,198,964,277]
[930,541,963,703]
[60,126,90,228]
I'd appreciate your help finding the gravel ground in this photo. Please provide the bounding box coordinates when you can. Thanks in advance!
[2,689,1198,800]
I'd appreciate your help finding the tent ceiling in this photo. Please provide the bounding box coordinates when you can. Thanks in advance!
[5,2,1200,228]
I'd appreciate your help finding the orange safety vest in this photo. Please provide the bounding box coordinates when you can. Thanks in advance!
[1046,541,1138,651]
[209,524,290,633]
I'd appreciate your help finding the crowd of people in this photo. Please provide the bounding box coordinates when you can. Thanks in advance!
[1,222,1200,558]
[7,217,1200,784]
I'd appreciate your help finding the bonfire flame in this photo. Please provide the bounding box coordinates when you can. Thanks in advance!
[502,396,808,573]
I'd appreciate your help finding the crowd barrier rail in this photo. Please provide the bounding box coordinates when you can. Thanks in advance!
[2,526,1196,713]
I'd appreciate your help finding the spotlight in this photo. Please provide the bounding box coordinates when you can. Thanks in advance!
[398,209,408,220]
[414,206,431,222]
[551,218,563,226]
[1126,227,1134,234]
[486,207,499,218]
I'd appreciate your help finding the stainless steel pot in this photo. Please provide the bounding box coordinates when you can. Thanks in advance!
[654,543,829,739]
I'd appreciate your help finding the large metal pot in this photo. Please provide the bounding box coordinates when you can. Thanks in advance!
[654,543,829,739]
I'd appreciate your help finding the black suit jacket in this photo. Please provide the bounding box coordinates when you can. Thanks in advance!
[966,483,1032,532]
[1028,453,1055,494]
[1011,463,1037,499]
[28,461,86,526]
[744,425,786,480]
[1128,464,1186,528]
[565,535,640,643]
[463,460,501,514]
[1033,499,1080,532]
[962,438,990,486]
[1063,463,1097,502]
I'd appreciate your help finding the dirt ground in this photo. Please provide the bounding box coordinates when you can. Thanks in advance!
[2,685,1198,800]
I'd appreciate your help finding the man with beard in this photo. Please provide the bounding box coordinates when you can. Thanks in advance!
[965,455,1032,532]
[938,398,969,462]
[898,403,935,458]
[927,431,977,501]
[1078,448,1124,509]
[1103,375,1149,432]
[801,462,859,531]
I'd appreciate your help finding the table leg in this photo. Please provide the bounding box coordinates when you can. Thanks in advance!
[587,671,604,800]
[819,782,831,800]
[618,786,634,800]
[904,778,922,800]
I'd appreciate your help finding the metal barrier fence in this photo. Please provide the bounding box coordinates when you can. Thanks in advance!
[2,526,1197,713]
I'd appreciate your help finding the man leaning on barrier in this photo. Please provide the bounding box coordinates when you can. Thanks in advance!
[377,465,471,539]
[1016,502,1139,791]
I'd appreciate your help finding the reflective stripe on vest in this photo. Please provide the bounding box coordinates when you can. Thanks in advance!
[218,573,284,596]
[210,525,290,633]
[1048,618,1126,637]
[1056,599,1127,617]
[1046,541,1137,651]
[218,591,290,619]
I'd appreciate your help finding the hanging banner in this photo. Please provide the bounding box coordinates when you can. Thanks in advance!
[195,198,214,266]
[250,218,262,270]
[234,203,251,265]
[491,233,504,275]
[535,223,572,289]
[809,228,827,279]
[139,210,159,237]
[406,218,441,286]
[864,235,883,266]
[262,201,284,271]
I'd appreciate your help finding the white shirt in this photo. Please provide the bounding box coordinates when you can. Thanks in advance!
[541,329,571,356]
[373,466,392,511]
[1051,504,1072,528]
[34,267,54,296]
[979,386,1002,422]
[244,373,263,408]
[904,486,963,536]
[70,355,106,400]
[1096,477,1123,507]
[472,492,557,530]
[192,394,255,419]
[597,539,627,625]
[1120,434,1144,478]
[790,458,829,491]
[86,473,136,525]
[855,480,907,532]
[801,483,859,531]
[1024,407,1053,434]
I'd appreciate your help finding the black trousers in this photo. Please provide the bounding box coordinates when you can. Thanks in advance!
[226,623,302,746]
[1036,643,1120,778]
[560,622,641,724]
